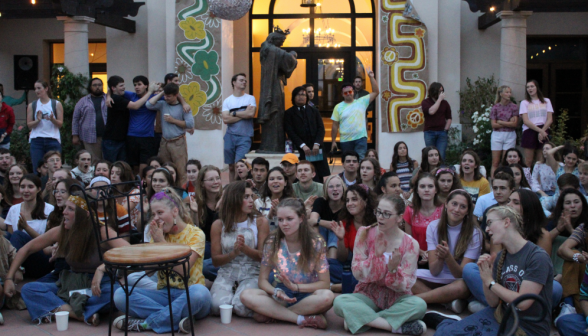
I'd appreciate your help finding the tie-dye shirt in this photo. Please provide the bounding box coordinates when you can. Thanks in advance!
[261,236,329,284]
[519,98,553,131]
[331,95,370,142]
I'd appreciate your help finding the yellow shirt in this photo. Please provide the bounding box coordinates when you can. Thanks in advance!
[460,177,491,204]
[152,224,205,289]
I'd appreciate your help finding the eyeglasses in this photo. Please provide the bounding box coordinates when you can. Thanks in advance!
[342,91,354,96]
[374,209,398,219]
[48,158,61,163]
[53,189,67,195]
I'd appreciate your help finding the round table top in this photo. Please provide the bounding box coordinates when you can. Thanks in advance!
[104,243,192,264]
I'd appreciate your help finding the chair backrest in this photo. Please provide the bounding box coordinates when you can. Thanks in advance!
[69,181,147,262]
[497,293,549,336]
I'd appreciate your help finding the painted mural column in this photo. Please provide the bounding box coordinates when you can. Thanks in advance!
[497,11,532,102]
[56,16,95,76]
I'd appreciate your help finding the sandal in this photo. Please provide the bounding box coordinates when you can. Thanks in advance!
[88,313,100,326]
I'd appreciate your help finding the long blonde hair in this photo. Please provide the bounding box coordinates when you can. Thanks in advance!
[494,85,512,104]
[150,187,194,226]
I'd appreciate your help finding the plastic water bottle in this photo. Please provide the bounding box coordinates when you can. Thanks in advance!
[342,264,354,294]
[285,140,293,153]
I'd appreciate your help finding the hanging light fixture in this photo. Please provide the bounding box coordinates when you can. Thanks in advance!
[300,0,317,7]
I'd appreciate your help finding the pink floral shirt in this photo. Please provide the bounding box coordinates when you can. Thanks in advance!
[352,227,420,310]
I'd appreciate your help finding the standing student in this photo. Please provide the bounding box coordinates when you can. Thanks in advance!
[113,189,211,334]
[222,73,256,182]
[359,158,381,191]
[147,83,194,184]
[331,71,379,160]
[421,83,452,161]
[240,199,335,329]
[520,79,554,168]
[432,206,553,336]
[27,81,63,173]
[389,141,418,197]
[0,90,15,150]
[70,150,95,186]
[531,142,558,195]
[4,195,128,326]
[459,150,490,204]
[72,78,107,163]
[303,83,315,107]
[404,173,444,267]
[209,181,269,317]
[490,86,519,177]
[412,190,482,315]
[333,195,427,335]
[435,168,462,204]
[254,167,295,229]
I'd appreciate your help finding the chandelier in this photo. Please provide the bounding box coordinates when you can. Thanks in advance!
[302,27,340,47]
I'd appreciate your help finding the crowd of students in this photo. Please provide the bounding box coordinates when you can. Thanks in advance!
[0,77,587,336]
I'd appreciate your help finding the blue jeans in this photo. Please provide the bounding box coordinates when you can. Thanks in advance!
[340,137,368,160]
[328,258,343,284]
[9,230,53,279]
[435,307,500,335]
[21,272,116,322]
[319,226,338,249]
[102,139,127,163]
[424,130,448,161]
[463,263,563,307]
[113,284,211,334]
[30,137,61,172]
[276,283,312,307]
[203,241,219,281]
[556,313,587,336]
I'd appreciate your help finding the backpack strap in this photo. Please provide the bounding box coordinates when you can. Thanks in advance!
[51,99,57,116]
[32,100,37,116]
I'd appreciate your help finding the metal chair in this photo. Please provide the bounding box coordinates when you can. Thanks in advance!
[70,182,196,336]
[497,293,549,336]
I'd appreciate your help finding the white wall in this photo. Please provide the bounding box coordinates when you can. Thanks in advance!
[0,18,105,121]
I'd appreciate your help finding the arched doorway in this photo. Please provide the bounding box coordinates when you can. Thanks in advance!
[249,0,376,149]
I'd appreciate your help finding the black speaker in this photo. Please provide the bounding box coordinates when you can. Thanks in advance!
[14,55,38,91]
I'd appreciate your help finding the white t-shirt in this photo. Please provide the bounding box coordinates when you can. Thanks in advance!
[30,99,62,143]
[6,203,55,236]
[519,98,553,131]
[222,94,257,137]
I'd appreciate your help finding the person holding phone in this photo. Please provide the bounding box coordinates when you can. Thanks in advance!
[421,82,452,161]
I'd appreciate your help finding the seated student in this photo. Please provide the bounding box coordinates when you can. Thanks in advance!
[412,189,482,315]
[93,160,111,178]
[411,146,442,187]
[43,168,70,205]
[113,189,211,334]
[210,181,269,317]
[545,144,580,185]
[147,156,164,170]
[250,157,269,199]
[435,168,462,204]
[547,188,588,241]
[0,164,27,218]
[70,150,94,186]
[365,149,387,175]
[194,166,222,281]
[254,167,295,230]
[359,158,381,191]
[0,234,21,323]
[556,262,588,336]
[464,188,559,314]
[531,141,558,195]
[6,174,54,278]
[309,175,346,290]
[338,151,360,187]
[473,166,513,221]
[458,150,490,204]
[235,159,252,181]
[509,163,531,190]
[478,173,516,254]
[389,141,418,197]
[280,153,299,185]
[36,159,48,180]
[110,161,142,232]
[183,159,201,198]
[404,172,444,267]
[4,194,128,326]
[430,206,553,336]
[163,162,182,188]
[141,165,155,190]
[330,184,377,292]
[40,150,62,191]
[377,171,403,197]
[579,161,588,197]
[292,161,324,209]
[240,199,335,329]
[501,147,532,184]
[333,195,427,335]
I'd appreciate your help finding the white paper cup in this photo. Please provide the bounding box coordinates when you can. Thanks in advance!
[55,311,69,331]
[219,304,233,324]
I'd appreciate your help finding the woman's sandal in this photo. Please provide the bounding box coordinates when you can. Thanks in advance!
[88,313,100,326]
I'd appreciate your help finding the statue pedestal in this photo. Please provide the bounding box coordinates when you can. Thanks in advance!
[245,150,299,169]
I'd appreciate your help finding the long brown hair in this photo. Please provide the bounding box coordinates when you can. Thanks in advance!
[195,165,223,226]
[437,190,480,261]
[219,181,258,233]
[260,167,295,200]
[3,164,28,205]
[524,79,546,104]
[57,196,97,263]
[111,161,136,192]
[21,174,47,220]
[264,198,324,274]
[410,172,442,221]
[390,141,415,173]
[164,162,182,187]
[359,158,382,187]
[359,195,406,243]
[47,178,82,231]
[35,80,54,99]
[459,150,483,181]
[339,184,377,225]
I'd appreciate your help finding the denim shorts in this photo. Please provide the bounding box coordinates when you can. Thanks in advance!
[276,283,311,307]
[224,133,252,164]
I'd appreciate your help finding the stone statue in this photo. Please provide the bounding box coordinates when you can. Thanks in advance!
[257,27,298,153]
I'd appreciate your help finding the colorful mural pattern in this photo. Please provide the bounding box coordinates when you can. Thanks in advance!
[380,0,428,133]
[176,0,223,130]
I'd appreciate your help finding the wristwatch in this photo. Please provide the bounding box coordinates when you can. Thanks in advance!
[232,110,237,117]
[316,216,321,226]
[488,280,496,290]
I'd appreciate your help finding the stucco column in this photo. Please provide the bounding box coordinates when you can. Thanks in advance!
[57,16,95,76]
[497,11,532,102]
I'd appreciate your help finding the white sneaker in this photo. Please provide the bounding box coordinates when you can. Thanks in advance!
[445,299,466,314]
[467,300,486,314]
[554,303,577,326]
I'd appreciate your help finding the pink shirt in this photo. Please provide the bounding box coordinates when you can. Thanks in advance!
[490,102,519,132]
[352,227,420,310]
[519,98,553,131]
[403,205,444,251]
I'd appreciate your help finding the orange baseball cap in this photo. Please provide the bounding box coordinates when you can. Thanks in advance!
[281,153,299,165]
